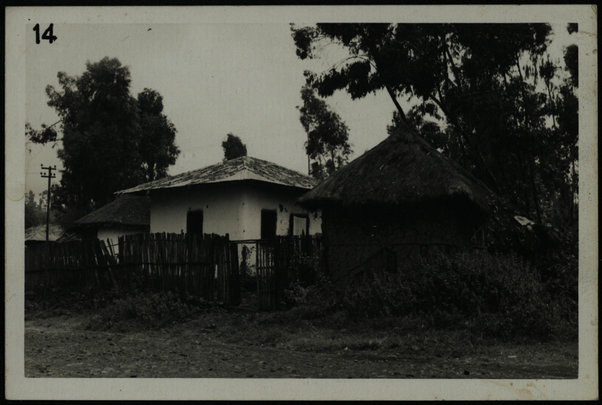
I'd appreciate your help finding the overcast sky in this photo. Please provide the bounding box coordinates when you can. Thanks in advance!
[25,22,573,196]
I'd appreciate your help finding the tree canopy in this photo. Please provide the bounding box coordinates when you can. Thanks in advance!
[137,88,180,181]
[292,23,578,235]
[298,79,352,180]
[26,57,180,219]
[222,133,248,161]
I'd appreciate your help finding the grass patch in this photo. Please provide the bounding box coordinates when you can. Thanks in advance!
[85,291,216,331]
[25,288,123,320]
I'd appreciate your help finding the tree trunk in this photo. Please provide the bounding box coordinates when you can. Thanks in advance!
[384,85,409,126]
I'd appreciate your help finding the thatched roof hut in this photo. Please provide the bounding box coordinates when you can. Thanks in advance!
[299,128,491,213]
[299,126,493,282]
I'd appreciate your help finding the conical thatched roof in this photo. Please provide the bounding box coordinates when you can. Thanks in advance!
[298,127,492,213]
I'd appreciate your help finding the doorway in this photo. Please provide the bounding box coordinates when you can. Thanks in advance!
[186,209,204,235]
[260,209,277,240]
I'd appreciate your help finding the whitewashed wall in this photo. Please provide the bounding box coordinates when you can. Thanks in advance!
[149,182,321,240]
[97,227,145,253]
[240,183,321,239]
[150,183,245,239]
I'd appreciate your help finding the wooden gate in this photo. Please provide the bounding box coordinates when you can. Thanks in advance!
[256,239,278,310]
[255,235,324,310]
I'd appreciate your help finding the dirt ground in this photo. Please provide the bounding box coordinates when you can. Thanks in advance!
[25,309,578,378]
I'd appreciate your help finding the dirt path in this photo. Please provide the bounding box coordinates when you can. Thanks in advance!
[25,314,577,378]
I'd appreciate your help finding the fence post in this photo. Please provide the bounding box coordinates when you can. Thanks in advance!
[229,241,241,306]
[256,240,262,310]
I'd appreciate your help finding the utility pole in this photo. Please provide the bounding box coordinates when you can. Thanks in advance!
[40,164,56,242]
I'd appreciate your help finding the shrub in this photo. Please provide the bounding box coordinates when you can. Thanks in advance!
[25,287,124,318]
[86,291,211,331]
[282,282,310,306]
[340,251,563,340]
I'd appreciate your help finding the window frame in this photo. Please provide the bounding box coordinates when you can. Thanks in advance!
[289,213,309,236]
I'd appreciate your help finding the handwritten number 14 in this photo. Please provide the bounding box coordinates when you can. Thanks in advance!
[33,23,57,44]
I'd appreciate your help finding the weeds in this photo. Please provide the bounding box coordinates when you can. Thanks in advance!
[85,291,213,331]
[340,251,576,340]
[26,247,576,343]
[25,287,124,319]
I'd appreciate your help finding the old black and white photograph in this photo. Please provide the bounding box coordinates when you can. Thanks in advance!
[4,4,598,401]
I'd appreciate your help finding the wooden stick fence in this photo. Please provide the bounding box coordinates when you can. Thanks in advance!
[25,233,241,306]
[25,239,115,293]
[25,233,323,310]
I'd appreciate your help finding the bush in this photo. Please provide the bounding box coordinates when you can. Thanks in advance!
[25,287,124,318]
[340,251,569,340]
[282,282,310,306]
[86,291,211,331]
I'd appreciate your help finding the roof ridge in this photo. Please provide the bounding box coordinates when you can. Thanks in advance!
[243,155,315,183]
[117,155,315,194]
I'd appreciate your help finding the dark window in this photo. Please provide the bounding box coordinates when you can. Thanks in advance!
[187,210,204,235]
[261,209,277,240]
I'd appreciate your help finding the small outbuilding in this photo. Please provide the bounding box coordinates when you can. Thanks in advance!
[298,127,492,282]
[71,194,150,243]
[25,224,65,246]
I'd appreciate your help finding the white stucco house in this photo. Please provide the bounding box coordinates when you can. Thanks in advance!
[117,156,322,240]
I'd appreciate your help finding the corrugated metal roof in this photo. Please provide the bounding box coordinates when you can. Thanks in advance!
[25,224,65,242]
[117,156,316,194]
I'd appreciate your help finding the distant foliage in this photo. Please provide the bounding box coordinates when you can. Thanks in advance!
[25,190,45,228]
[222,133,248,161]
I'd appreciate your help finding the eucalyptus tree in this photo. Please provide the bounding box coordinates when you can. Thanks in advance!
[27,57,180,217]
[298,79,351,180]
[292,23,578,230]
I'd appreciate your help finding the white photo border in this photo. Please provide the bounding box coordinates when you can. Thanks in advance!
[5,4,598,400]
